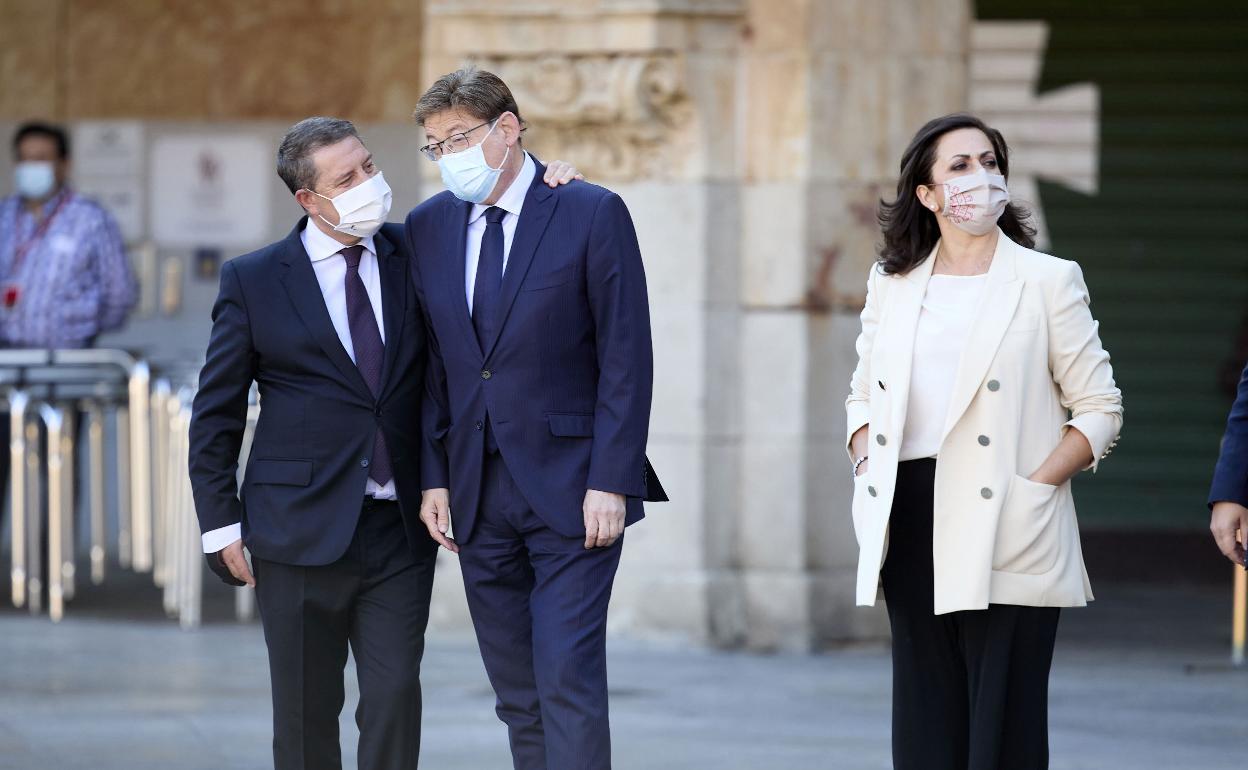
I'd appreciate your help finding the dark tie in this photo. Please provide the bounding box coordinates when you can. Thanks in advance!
[341,245,392,487]
[472,206,507,349]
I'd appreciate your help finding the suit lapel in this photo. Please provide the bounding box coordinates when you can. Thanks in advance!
[885,246,936,438]
[484,171,557,360]
[375,229,406,390]
[939,231,1023,442]
[277,219,372,398]
[445,197,483,360]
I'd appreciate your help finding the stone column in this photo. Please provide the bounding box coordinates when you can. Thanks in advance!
[738,0,970,649]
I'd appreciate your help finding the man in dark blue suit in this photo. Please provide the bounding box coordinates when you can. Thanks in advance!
[405,68,665,770]
[188,117,438,770]
[1211,361,1248,564]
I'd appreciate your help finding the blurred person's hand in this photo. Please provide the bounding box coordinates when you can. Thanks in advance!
[420,488,458,553]
[543,160,584,187]
[219,539,255,587]
[1211,501,1248,566]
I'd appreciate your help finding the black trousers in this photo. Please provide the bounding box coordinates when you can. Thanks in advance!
[253,498,436,770]
[881,459,1060,770]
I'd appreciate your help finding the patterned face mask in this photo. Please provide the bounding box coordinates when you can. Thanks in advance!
[939,168,1010,236]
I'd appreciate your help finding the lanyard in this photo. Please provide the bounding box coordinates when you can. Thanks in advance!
[8,191,72,279]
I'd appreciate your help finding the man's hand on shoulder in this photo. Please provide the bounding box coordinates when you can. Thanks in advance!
[543,160,584,187]
[420,488,459,553]
[583,489,625,549]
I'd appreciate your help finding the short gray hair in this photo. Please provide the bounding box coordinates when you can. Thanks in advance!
[276,117,359,194]
[413,67,524,128]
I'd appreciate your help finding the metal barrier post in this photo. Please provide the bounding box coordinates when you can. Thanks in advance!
[161,390,180,618]
[86,402,106,585]
[41,405,65,622]
[115,404,131,569]
[1234,566,1246,666]
[151,380,171,588]
[58,407,76,603]
[129,362,153,572]
[24,418,42,615]
[9,391,27,608]
[174,395,201,629]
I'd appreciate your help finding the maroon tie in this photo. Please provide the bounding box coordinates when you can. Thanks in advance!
[341,245,391,486]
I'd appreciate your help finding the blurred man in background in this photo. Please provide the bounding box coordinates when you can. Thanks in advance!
[0,121,138,531]
[0,121,136,349]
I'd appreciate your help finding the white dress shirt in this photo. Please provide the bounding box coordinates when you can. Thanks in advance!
[899,273,988,462]
[465,153,536,311]
[200,219,394,553]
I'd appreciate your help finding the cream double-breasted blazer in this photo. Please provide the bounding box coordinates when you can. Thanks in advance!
[845,230,1123,614]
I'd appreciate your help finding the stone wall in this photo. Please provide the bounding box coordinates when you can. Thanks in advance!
[0,0,423,121]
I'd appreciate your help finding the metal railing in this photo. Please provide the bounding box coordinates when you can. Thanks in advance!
[2,349,255,628]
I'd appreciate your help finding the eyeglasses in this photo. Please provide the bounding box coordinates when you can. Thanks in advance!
[419,118,498,161]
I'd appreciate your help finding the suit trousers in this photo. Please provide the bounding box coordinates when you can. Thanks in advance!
[881,458,1060,770]
[253,498,435,770]
[458,450,623,770]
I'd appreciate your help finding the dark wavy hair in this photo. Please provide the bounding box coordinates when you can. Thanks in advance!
[876,113,1036,275]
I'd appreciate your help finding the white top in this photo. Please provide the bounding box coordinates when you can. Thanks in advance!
[464,152,535,312]
[200,219,394,554]
[899,273,988,462]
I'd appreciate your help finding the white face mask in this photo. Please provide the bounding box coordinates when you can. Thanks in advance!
[938,168,1009,236]
[437,119,509,204]
[309,171,392,238]
[14,161,56,200]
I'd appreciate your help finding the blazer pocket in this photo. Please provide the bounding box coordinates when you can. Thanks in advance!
[248,458,313,486]
[993,474,1061,575]
[547,412,594,437]
[524,266,577,291]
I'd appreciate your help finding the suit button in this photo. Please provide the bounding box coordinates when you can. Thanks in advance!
[481,369,492,380]
[877,380,886,390]
[987,379,1000,392]
[978,435,990,446]
[360,458,370,468]
[475,421,484,431]
[980,487,993,499]
[876,434,886,446]
[868,486,877,497]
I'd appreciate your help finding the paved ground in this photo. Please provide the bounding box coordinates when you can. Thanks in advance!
[0,577,1244,770]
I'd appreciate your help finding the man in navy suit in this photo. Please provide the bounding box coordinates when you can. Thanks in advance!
[405,68,664,770]
[1212,361,1248,564]
[188,117,438,770]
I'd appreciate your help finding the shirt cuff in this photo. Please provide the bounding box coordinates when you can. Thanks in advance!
[202,523,241,554]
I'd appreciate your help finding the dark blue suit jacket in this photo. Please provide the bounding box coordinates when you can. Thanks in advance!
[189,220,437,565]
[405,162,662,543]
[1211,361,1248,508]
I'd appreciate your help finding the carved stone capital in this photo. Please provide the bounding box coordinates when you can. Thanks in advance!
[470,53,695,181]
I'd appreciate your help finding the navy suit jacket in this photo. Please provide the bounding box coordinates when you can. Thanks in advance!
[405,162,662,543]
[189,219,437,565]
[1211,361,1248,508]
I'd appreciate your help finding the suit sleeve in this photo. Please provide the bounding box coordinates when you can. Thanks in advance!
[188,261,257,536]
[406,221,451,490]
[1210,361,1248,508]
[845,264,881,461]
[584,192,652,498]
[1047,260,1123,473]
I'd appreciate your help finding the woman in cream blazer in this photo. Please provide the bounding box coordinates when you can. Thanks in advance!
[846,114,1122,770]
